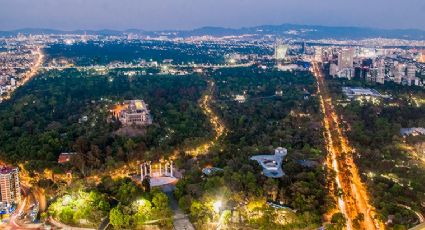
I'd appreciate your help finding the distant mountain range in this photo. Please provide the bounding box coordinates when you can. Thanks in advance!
[2,24,425,40]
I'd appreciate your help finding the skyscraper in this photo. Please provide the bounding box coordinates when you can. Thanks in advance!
[274,40,288,61]
[406,63,417,86]
[374,58,385,84]
[0,167,21,209]
[419,50,425,63]
[338,48,354,69]
[301,42,307,54]
[314,47,322,62]
[393,62,405,84]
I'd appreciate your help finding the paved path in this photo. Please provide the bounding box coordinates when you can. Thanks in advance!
[398,204,425,224]
[97,217,109,230]
[162,184,195,230]
[410,223,425,230]
[49,217,95,230]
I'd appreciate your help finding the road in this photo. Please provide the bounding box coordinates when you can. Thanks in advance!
[186,79,226,156]
[3,62,221,229]
[398,204,425,224]
[162,184,195,230]
[2,48,45,230]
[4,183,45,230]
[1,47,44,102]
[312,62,384,229]
[48,216,95,230]
[39,61,255,72]
[410,223,425,230]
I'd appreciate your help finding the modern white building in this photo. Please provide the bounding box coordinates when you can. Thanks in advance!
[393,62,405,84]
[374,59,385,84]
[274,41,288,61]
[342,87,389,102]
[406,63,417,86]
[251,147,287,178]
[338,48,354,69]
[337,68,355,80]
[330,63,339,76]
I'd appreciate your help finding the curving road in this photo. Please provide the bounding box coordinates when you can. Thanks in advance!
[186,79,226,156]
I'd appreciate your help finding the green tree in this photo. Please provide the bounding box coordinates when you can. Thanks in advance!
[109,205,130,229]
[59,206,75,224]
[330,212,346,230]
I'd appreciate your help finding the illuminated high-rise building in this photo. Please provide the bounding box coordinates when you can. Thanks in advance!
[419,50,425,63]
[337,48,354,69]
[374,58,385,84]
[301,42,307,54]
[274,40,288,61]
[393,62,405,84]
[314,47,322,62]
[406,63,417,85]
[0,167,21,208]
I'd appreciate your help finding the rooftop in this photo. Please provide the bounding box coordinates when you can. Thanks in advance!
[400,127,425,137]
[251,147,287,178]
[125,100,148,113]
[0,167,18,175]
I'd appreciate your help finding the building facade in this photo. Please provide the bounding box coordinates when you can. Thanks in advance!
[274,41,288,61]
[406,63,417,86]
[338,48,354,69]
[0,167,21,209]
[118,100,152,126]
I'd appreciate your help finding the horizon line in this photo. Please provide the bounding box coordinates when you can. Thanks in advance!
[1,22,425,33]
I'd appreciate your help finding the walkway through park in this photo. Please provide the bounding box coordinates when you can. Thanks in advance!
[162,184,195,230]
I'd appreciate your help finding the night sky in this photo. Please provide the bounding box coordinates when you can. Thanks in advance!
[1,0,424,30]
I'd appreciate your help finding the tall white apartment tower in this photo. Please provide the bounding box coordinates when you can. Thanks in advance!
[0,167,21,207]
[338,48,354,69]
[374,59,385,84]
[274,40,288,61]
[393,62,405,84]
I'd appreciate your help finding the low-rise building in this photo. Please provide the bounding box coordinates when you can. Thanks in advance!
[251,147,287,178]
[58,152,76,164]
[342,87,388,101]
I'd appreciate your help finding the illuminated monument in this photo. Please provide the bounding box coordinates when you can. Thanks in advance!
[140,160,177,186]
[114,100,152,126]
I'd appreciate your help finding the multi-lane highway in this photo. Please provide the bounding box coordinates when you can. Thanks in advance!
[312,62,384,230]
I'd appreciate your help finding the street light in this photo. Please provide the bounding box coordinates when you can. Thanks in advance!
[136,199,146,206]
[213,200,222,213]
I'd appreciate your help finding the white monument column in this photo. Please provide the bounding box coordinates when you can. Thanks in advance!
[170,161,174,177]
[159,163,162,177]
[144,163,147,177]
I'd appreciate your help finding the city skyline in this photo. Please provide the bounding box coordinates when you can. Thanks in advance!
[1,2,425,229]
[1,0,425,31]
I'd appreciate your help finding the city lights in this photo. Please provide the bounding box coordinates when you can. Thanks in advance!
[313,62,384,230]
